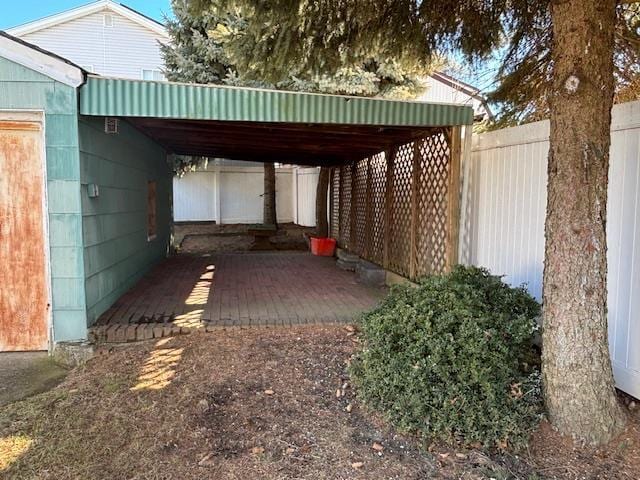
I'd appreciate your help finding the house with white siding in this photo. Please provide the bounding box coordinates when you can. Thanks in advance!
[7,0,169,80]
[419,71,492,121]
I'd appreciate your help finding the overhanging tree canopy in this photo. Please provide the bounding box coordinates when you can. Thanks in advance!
[186,0,635,445]
[188,0,639,125]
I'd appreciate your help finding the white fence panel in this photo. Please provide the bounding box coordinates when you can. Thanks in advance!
[466,121,549,299]
[294,167,319,227]
[173,171,218,222]
[173,165,299,224]
[218,168,266,223]
[464,100,640,398]
[275,169,294,223]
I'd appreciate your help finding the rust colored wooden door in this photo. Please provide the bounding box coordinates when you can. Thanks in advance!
[0,117,49,351]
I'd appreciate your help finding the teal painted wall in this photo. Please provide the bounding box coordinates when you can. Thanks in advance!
[79,116,172,325]
[0,56,87,342]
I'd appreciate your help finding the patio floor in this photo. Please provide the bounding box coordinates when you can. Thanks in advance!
[89,252,386,343]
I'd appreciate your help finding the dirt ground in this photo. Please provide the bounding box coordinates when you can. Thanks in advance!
[0,352,67,408]
[174,222,314,254]
[1,327,638,479]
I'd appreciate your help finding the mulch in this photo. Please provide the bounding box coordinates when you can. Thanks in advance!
[0,326,638,479]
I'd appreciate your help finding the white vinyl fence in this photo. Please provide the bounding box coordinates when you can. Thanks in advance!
[292,167,320,227]
[173,164,319,225]
[462,100,640,398]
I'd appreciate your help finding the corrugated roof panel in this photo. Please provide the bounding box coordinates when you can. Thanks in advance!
[79,76,474,126]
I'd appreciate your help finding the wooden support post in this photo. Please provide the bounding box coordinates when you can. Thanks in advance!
[446,126,462,271]
[409,140,421,280]
[338,166,344,244]
[364,157,373,258]
[350,161,358,253]
[329,168,334,238]
[383,149,395,270]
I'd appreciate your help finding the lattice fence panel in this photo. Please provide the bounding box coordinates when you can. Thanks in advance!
[339,165,352,249]
[388,143,414,277]
[415,130,452,277]
[369,152,387,265]
[331,127,456,281]
[330,168,340,239]
[352,158,369,256]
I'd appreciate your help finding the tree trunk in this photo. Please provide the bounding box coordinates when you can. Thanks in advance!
[315,167,330,237]
[263,162,277,227]
[543,0,626,444]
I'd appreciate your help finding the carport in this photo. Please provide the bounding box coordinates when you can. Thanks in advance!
[0,32,472,350]
[80,76,471,166]
[78,75,473,342]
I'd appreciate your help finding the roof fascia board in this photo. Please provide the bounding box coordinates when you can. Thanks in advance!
[80,76,475,126]
[0,34,84,87]
[430,72,480,98]
[7,0,168,38]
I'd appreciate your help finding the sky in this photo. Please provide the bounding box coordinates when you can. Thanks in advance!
[0,0,173,30]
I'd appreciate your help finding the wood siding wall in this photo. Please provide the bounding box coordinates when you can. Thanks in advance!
[463,100,640,398]
[79,116,172,325]
[0,56,87,343]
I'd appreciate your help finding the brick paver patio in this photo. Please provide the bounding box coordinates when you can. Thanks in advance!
[90,252,386,343]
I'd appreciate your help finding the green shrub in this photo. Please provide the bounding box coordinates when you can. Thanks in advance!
[350,265,542,449]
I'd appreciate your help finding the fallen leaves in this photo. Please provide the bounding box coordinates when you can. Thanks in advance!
[372,442,384,452]
[198,453,215,467]
[251,446,265,455]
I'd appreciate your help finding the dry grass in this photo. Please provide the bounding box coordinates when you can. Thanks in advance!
[0,326,638,479]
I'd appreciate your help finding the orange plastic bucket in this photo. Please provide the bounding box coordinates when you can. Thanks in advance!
[310,237,337,256]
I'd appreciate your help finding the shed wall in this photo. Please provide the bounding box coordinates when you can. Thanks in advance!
[0,56,87,342]
[79,116,171,325]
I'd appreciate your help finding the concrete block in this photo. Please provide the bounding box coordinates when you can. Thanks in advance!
[337,248,360,263]
[356,260,386,287]
[385,270,418,288]
[52,341,95,367]
[337,258,358,271]
[153,326,165,338]
[126,325,138,342]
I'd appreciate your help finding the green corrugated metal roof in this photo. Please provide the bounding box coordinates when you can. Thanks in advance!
[79,76,473,126]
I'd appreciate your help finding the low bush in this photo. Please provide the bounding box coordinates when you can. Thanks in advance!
[350,265,542,449]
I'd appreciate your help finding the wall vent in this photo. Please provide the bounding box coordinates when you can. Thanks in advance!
[103,14,114,27]
[104,117,119,134]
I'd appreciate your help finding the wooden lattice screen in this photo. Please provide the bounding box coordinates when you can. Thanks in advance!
[329,126,462,281]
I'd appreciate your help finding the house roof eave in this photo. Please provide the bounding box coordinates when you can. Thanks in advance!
[6,0,168,39]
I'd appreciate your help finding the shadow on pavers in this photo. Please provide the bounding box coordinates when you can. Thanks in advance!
[0,352,68,407]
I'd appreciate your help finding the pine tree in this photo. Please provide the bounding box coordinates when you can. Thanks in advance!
[162,0,431,98]
[161,1,235,84]
[163,0,432,228]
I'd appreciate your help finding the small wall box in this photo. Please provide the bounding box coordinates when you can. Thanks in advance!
[87,183,100,198]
